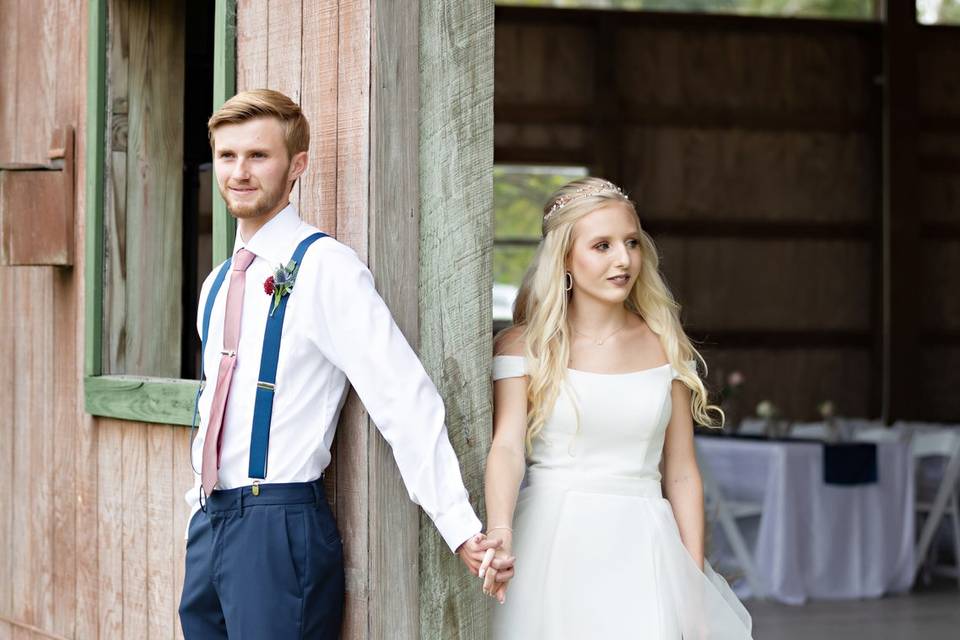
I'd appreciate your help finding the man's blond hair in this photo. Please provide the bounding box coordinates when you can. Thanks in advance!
[207,89,310,157]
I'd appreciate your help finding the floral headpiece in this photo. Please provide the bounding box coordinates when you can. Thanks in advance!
[544,180,626,223]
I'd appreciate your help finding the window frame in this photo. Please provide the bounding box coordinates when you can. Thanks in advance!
[83,0,237,425]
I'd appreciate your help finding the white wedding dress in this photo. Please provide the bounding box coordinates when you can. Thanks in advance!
[490,356,753,639]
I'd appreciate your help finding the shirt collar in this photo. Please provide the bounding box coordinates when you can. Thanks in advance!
[232,202,304,265]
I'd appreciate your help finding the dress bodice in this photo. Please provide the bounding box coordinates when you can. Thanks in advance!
[492,356,689,482]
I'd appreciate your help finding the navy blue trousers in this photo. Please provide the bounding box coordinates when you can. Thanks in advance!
[179,479,345,639]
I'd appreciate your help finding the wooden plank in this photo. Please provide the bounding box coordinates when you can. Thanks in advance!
[418,0,494,637]
[83,0,107,379]
[0,268,14,623]
[334,3,372,637]
[121,422,148,640]
[85,375,199,426]
[51,270,78,640]
[299,1,339,234]
[0,0,18,162]
[236,0,268,92]
[14,0,55,164]
[267,0,302,205]
[51,0,81,631]
[335,0,370,259]
[172,428,194,640]
[103,0,128,374]
[97,420,124,639]
[368,0,420,636]
[146,427,175,640]
[122,0,184,378]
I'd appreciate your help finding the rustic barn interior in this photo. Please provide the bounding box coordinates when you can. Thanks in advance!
[493,5,960,425]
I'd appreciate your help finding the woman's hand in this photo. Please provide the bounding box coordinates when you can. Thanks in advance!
[479,528,515,604]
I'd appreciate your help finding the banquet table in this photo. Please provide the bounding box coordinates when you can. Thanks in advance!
[696,435,915,604]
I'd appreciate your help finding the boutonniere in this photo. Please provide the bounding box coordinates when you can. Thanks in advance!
[263,259,300,316]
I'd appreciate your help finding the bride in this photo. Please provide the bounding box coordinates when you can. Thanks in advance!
[480,177,752,639]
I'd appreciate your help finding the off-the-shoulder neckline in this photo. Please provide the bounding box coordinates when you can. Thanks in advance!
[493,354,672,377]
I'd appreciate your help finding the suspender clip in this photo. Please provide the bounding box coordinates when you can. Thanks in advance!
[252,480,260,496]
[256,381,275,391]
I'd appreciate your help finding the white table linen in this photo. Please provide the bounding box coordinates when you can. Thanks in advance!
[696,436,915,604]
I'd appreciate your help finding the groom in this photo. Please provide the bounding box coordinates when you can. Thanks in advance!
[178,89,507,639]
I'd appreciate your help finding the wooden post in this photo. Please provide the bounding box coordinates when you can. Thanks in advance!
[418,1,494,638]
[882,1,921,422]
[368,0,421,636]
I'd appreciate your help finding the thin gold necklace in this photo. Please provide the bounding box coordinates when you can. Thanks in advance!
[571,320,628,346]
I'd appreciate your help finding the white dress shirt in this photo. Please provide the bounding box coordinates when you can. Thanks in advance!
[184,203,481,552]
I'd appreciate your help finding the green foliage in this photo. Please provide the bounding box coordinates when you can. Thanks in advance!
[493,166,587,286]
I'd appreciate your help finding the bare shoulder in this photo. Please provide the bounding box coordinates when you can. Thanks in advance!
[494,325,526,356]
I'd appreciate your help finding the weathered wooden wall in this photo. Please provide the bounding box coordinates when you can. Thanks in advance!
[0,0,90,639]
[496,9,891,421]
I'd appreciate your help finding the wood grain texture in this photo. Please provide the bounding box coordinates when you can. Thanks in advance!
[120,422,148,640]
[97,420,124,639]
[236,0,268,92]
[122,0,184,377]
[418,0,494,637]
[0,0,19,162]
[335,2,372,637]
[14,0,55,164]
[172,428,194,640]
[369,0,420,636]
[84,375,199,426]
[0,268,12,629]
[299,1,339,234]
[146,427,175,639]
[335,0,370,259]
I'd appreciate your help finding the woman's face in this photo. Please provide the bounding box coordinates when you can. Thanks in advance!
[566,203,642,306]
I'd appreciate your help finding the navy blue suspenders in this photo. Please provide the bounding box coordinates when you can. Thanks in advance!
[191,231,327,481]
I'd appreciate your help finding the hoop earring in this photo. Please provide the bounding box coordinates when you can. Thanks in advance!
[564,271,573,292]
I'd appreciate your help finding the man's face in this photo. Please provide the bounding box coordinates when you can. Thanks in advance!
[212,117,303,221]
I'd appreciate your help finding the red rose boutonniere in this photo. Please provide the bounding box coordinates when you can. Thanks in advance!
[263,259,300,316]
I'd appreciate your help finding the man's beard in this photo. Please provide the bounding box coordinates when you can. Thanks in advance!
[220,179,287,220]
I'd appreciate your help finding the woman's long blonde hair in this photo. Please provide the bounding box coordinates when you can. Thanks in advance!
[511,177,721,454]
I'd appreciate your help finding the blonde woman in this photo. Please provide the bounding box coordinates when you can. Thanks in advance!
[482,178,752,639]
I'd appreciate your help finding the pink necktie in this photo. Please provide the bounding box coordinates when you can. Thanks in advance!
[202,248,256,496]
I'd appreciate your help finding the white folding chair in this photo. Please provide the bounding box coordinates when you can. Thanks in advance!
[697,445,766,598]
[911,429,960,587]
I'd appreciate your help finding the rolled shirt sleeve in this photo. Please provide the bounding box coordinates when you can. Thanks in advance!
[308,243,482,552]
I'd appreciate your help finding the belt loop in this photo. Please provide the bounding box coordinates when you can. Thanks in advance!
[238,487,244,517]
[311,479,321,507]
[199,486,207,514]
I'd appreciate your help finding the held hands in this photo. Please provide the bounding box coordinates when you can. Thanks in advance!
[478,527,515,605]
[456,531,516,605]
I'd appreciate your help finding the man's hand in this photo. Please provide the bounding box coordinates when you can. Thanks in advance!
[456,534,503,576]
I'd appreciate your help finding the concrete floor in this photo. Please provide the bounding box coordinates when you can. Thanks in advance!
[745,582,960,639]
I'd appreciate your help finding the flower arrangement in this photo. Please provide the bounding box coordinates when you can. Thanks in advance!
[263,259,300,316]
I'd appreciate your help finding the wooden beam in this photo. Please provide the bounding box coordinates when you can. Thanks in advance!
[368,0,420,636]
[882,1,922,421]
[494,5,882,36]
[496,220,873,242]
[84,0,107,378]
[495,103,871,133]
[418,0,493,637]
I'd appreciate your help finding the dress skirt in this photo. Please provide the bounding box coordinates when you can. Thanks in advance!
[491,469,753,639]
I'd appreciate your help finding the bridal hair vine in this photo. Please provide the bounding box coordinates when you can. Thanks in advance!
[544,180,626,222]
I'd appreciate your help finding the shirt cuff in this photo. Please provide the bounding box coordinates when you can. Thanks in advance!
[433,500,483,554]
